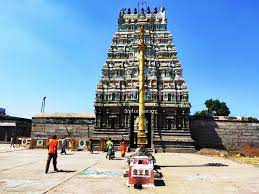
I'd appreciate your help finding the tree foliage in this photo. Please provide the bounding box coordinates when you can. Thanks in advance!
[194,110,211,118]
[205,99,230,116]
[194,99,230,117]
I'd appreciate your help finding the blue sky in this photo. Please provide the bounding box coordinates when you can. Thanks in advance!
[0,0,259,118]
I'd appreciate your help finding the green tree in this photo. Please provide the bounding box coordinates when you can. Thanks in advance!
[194,110,211,118]
[194,99,230,117]
[204,99,230,116]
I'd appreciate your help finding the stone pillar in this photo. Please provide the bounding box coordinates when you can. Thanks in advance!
[96,113,100,128]
[185,110,190,129]
[124,113,128,129]
[154,112,157,129]
[104,113,108,128]
[100,112,103,129]
[182,110,186,129]
[118,111,121,128]
[95,112,98,127]
[127,113,131,130]
[168,119,172,130]
[100,112,103,128]
[120,112,124,128]
[185,116,189,129]
[151,112,155,149]
[173,110,177,129]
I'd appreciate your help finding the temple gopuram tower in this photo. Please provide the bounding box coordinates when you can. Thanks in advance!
[94,7,195,152]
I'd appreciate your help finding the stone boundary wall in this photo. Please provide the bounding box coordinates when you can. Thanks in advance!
[32,117,95,138]
[190,116,259,150]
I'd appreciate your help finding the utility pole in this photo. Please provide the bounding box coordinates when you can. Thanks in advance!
[137,26,147,145]
[41,97,46,113]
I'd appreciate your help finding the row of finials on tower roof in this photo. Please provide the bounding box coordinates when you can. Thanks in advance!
[121,6,166,15]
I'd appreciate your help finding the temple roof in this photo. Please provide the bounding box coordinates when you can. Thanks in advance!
[0,115,31,121]
[33,112,95,119]
[118,7,167,25]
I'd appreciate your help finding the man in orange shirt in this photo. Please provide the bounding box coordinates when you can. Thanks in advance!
[45,135,59,173]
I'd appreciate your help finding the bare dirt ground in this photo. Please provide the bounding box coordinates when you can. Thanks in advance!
[1,144,259,194]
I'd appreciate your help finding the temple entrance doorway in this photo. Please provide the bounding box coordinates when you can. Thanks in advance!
[130,113,151,148]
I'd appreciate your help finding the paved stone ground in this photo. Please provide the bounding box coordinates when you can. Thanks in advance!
[1,144,259,194]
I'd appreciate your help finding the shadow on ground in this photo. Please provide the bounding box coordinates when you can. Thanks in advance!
[112,158,126,160]
[158,163,228,168]
[49,170,77,173]
[154,179,166,186]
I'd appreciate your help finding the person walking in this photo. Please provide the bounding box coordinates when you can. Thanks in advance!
[88,139,93,154]
[106,138,115,160]
[106,138,112,159]
[60,136,67,155]
[10,136,15,148]
[45,135,59,173]
[106,138,112,158]
[120,138,127,157]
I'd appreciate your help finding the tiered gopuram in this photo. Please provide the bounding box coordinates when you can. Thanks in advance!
[94,7,195,152]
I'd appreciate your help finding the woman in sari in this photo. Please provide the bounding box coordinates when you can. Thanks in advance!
[106,138,115,160]
[120,139,127,157]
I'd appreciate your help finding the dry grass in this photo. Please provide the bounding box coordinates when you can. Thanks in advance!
[197,148,228,157]
[236,145,259,157]
[197,146,259,166]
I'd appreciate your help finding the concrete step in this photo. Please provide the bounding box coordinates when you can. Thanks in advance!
[94,129,129,132]
[155,147,196,153]
[153,139,196,153]
[155,139,193,144]
[154,143,194,148]
[154,132,191,136]
[93,131,128,135]
[153,136,194,142]
[154,129,191,133]
[154,135,193,139]
[92,145,196,153]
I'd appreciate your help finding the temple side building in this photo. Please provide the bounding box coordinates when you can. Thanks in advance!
[94,7,195,152]
[32,113,95,138]
[0,109,31,142]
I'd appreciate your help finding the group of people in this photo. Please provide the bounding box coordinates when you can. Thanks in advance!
[105,138,127,160]
[45,136,127,173]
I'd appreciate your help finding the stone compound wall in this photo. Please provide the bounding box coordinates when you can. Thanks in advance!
[32,113,95,138]
[190,116,259,150]
[31,113,259,151]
